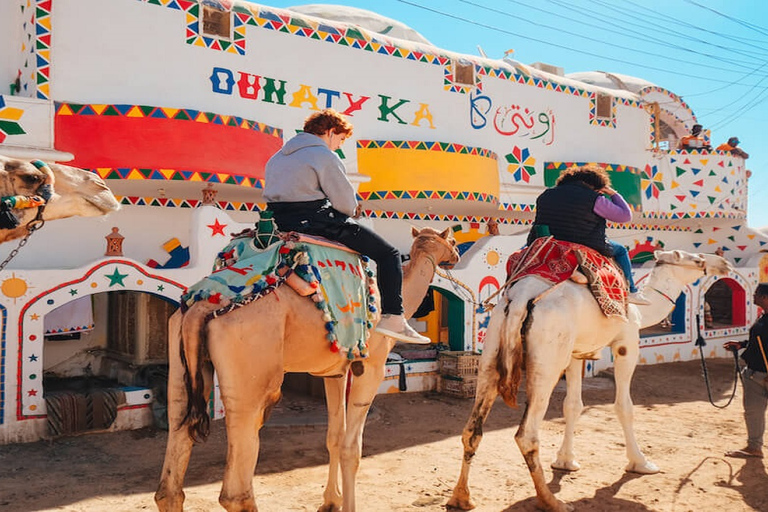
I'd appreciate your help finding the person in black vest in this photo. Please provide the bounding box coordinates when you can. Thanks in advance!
[527,165,650,305]
[723,283,768,459]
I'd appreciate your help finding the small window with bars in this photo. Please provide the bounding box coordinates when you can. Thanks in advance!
[202,4,232,39]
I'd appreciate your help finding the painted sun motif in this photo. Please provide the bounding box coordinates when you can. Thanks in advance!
[1,273,31,303]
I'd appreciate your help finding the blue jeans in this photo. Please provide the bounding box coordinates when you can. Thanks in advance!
[609,241,637,293]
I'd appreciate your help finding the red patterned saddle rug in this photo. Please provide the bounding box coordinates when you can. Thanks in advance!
[506,237,628,319]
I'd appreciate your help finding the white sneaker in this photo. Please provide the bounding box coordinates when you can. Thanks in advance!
[375,314,432,344]
[628,291,652,305]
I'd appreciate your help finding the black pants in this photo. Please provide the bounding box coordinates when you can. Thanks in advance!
[268,200,403,315]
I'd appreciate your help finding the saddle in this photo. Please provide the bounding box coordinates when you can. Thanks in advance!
[505,237,628,320]
[182,212,376,358]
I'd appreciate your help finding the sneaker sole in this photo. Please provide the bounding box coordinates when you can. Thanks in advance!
[374,327,432,345]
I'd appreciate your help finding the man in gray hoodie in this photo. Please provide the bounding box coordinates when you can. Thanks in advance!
[264,108,430,344]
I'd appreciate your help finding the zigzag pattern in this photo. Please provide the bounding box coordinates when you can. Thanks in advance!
[357,190,497,202]
[544,161,641,174]
[92,167,265,188]
[117,195,263,211]
[356,139,497,159]
[589,92,617,128]
[56,102,282,138]
[34,0,52,100]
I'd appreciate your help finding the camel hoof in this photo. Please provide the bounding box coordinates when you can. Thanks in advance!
[625,460,660,474]
[317,504,341,512]
[446,495,476,510]
[535,497,573,512]
[551,458,581,472]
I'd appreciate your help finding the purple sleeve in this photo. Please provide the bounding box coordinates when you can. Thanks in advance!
[593,193,632,223]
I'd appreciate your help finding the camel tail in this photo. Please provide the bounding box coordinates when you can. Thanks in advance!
[495,298,533,408]
[179,310,210,443]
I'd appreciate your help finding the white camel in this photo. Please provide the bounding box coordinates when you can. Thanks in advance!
[155,226,460,512]
[448,249,732,512]
[0,154,119,244]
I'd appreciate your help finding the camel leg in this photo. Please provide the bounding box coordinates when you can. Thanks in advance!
[447,361,501,510]
[155,310,193,512]
[611,339,659,474]
[552,358,584,471]
[516,360,573,512]
[318,374,347,512]
[208,323,284,512]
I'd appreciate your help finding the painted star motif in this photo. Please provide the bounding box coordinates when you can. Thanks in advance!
[69,288,78,296]
[105,268,128,287]
[28,354,38,362]
[157,284,165,292]
[27,389,38,397]
[30,313,39,321]
[207,219,227,236]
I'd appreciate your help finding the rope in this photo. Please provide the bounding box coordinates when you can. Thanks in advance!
[695,314,740,409]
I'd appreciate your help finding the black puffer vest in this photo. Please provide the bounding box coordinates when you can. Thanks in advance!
[527,181,613,256]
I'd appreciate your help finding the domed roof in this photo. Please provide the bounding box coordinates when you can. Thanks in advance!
[285,4,433,45]
[566,71,657,94]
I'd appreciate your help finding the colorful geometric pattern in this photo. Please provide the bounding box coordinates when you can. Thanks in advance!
[0,97,26,143]
[357,190,497,203]
[33,0,52,99]
[117,195,263,211]
[186,1,247,54]
[55,102,281,138]
[505,146,536,183]
[94,168,265,189]
[639,86,696,128]
[641,164,665,199]
[17,260,185,420]
[356,139,496,159]
[589,92,617,128]
[443,61,483,94]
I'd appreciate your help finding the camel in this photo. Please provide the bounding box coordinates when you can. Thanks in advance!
[448,249,732,512]
[0,155,120,244]
[155,225,460,512]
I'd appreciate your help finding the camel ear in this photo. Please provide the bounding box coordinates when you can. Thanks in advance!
[411,226,419,238]
[439,227,452,239]
[653,250,663,261]
[673,250,684,262]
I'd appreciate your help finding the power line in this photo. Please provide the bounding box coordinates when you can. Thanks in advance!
[394,0,768,90]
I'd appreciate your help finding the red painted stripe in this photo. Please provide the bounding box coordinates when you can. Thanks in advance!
[55,114,282,178]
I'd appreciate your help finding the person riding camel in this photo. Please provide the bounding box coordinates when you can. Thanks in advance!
[527,165,651,305]
[263,108,431,344]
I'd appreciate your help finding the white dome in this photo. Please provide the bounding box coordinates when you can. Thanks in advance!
[285,4,433,45]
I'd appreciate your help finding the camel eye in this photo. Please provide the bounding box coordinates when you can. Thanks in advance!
[20,173,44,185]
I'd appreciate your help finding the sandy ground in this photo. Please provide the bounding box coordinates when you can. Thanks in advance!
[0,358,766,512]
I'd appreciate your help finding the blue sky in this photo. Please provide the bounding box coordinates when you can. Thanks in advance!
[266,0,768,228]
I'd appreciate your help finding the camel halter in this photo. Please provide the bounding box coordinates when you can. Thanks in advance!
[0,160,53,271]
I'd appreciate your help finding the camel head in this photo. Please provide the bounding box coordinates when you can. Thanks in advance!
[653,249,732,280]
[410,226,460,269]
[0,155,120,243]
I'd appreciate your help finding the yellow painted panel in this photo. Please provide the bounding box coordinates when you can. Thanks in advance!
[357,148,499,196]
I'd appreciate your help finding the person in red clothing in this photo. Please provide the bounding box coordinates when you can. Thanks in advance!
[716,137,749,159]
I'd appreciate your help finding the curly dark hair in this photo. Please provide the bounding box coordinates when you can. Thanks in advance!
[756,283,768,297]
[303,108,353,137]
[555,164,611,190]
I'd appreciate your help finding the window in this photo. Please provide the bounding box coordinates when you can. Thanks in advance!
[704,278,746,330]
[453,60,475,86]
[596,92,612,120]
[202,4,231,39]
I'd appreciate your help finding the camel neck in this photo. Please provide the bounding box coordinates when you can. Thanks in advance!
[402,253,437,318]
[638,265,691,329]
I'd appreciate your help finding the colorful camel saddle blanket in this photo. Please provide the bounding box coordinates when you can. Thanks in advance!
[181,233,376,359]
[505,237,628,319]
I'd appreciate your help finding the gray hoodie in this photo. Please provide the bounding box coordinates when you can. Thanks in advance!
[264,132,358,217]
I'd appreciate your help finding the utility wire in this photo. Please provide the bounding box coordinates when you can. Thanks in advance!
[394,0,768,89]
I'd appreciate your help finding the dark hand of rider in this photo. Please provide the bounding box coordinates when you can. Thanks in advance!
[723,341,743,351]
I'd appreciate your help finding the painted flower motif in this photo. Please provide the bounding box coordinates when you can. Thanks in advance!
[641,164,665,199]
[0,96,26,143]
[505,146,536,183]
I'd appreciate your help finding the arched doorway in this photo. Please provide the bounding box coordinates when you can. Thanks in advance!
[704,278,746,330]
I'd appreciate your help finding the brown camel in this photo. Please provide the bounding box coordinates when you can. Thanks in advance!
[0,155,120,244]
[155,226,460,512]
